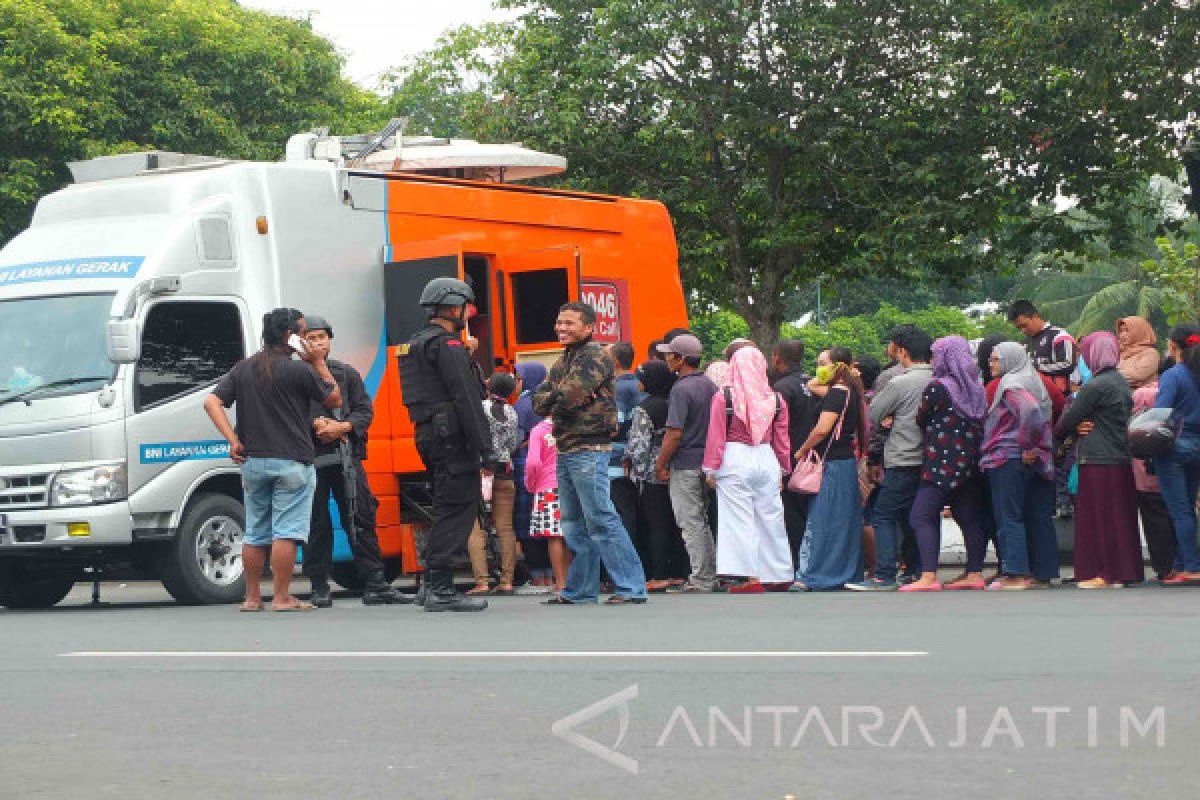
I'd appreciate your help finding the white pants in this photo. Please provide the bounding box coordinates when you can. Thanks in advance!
[714,442,793,583]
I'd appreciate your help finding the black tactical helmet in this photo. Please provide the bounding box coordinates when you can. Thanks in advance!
[304,314,333,338]
[419,277,475,308]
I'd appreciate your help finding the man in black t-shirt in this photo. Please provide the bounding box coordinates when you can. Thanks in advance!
[771,339,820,568]
[205,308,341,613]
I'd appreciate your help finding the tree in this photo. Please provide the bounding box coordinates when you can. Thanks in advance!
[0,0,382,244]
[387,0,1200,352]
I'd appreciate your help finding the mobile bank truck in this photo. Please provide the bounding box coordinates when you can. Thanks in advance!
[0,127,687,608]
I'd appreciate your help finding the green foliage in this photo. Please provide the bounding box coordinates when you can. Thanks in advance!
[387,0,1200,352]
[695,304,1011,372]
[1142,237,1200,325]
[0,0,380,243]
[690,310,750,362]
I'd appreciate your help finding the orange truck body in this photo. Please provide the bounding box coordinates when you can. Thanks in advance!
[355,173,687,571]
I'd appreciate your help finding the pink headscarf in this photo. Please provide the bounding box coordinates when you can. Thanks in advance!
[1081,331,1121,373]
[729,346,777,443]
[705,360,732,388]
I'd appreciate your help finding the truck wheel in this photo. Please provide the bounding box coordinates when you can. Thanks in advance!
[160,493,245,605]
[0,562,77,609]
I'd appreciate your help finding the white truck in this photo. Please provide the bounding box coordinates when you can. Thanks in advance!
[0,129,686,608]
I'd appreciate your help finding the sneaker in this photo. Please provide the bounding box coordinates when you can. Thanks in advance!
[845,578,899,592]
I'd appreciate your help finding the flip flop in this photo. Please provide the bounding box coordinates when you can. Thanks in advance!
[239,603,264,612]
[270,600,317,612]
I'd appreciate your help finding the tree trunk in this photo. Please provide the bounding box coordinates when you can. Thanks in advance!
[739,293,786,357]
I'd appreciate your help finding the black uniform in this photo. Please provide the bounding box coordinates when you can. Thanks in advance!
[399,322,492,571]
[303,359,386,583]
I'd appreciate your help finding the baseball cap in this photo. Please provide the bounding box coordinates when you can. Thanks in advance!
[657,334,703,359]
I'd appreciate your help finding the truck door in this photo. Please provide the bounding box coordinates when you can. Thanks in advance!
[125,298,247,508]
[382,240,466,474]
[494,246,581,370]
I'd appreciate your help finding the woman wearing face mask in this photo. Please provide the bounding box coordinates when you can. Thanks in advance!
[1055,332,1142,588]
[792,347,870,591]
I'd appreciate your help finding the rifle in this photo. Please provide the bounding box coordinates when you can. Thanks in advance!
[331,407,358,550]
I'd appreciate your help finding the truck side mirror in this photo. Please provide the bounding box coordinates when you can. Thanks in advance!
[106,318,141,364]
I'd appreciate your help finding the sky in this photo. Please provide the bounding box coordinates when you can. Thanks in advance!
[240,0,511,90]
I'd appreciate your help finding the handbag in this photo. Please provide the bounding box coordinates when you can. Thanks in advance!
[787,388,850,495]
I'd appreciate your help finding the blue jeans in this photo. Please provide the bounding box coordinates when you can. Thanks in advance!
[557,450,647,602]
[871,466,921,583]
[1154,434,1200,572]
[242,458,317,546]
[987,459,1058,579]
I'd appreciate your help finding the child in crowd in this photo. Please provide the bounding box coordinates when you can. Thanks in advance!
[525,416,571,595]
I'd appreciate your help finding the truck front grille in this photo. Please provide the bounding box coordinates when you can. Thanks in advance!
[0,473,51,510]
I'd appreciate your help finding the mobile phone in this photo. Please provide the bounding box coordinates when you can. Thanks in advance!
[288,333,308,355]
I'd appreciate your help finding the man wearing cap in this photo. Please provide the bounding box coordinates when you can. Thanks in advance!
[654,334,719,592]
[301,316,410,607]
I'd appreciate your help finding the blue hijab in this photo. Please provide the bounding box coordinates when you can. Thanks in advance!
[514,362,548,438]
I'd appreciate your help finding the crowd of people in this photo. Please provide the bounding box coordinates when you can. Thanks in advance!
[470,299,1200,600]
[205,295,1200,613]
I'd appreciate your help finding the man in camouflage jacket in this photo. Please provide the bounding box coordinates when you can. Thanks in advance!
[532,302,647,604]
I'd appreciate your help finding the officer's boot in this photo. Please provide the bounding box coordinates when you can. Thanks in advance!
[424,570,488,612]
[309,575,333,609]
[414,574,429,608]
[362,571,414,605]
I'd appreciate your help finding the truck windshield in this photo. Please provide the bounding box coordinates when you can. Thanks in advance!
[0,293,116,401]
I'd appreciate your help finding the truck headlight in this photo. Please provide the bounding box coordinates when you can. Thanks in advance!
[50,463,127,506]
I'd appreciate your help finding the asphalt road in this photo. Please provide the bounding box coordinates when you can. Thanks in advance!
[1,577,1196,799]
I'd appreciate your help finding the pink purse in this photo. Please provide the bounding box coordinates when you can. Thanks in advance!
[787,389,850,495]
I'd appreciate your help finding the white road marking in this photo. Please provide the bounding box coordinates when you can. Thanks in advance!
[60,650,928,658]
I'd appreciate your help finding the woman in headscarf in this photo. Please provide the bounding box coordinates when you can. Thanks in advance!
[902,337,988,591]
[1056,331,1142,587]
[626,360,688,591]
[979,342,1060,590]
[792,347,870,591]
[705,359,732,389]
[1116,316,1160,389]
[702,347,792,592]
[512,362,551,586]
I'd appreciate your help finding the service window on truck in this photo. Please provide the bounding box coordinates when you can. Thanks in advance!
[510,269,569,345]
[135,301,243,410]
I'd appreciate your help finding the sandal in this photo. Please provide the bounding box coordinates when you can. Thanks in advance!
[604,595,647,605]
[270,600,317,612]
[542,595,574,605]
[466,584,492,596]
[491,586,515,596]
[239,602,264,612]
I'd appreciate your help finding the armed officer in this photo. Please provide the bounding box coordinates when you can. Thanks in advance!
[398,277,493,612]
[302,315,411,607]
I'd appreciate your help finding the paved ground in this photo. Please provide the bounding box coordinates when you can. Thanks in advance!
[1,576,1197,799]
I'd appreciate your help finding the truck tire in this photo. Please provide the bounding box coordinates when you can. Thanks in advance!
[160,493,246,605]
[0,562,77,609]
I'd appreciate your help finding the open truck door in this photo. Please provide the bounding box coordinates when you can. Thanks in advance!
[494,246,580,371]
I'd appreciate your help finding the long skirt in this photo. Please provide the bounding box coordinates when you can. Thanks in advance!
[796,457,863,590]
[714,443,793,583]
[1074,463,1144,583]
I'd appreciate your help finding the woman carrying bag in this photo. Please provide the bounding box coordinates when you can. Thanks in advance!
[791,347,869,591]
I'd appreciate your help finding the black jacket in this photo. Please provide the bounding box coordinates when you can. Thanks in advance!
[311,358,373,461]
[1055,368,1132,465]
[772,367,820,467]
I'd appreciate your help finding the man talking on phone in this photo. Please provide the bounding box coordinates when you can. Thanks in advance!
[204,308,341,612]
[300,315,410,607]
